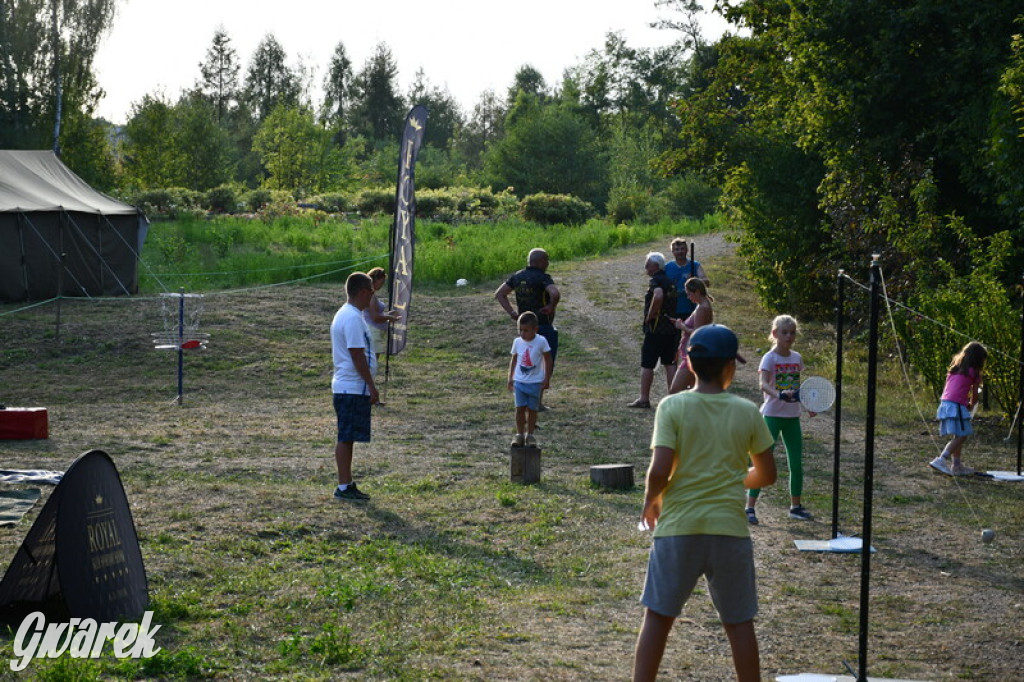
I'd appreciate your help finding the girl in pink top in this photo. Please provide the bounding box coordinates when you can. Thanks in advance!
[667,278,714,394]
[929,341,987,476]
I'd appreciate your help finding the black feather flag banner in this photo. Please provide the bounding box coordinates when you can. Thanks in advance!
[387,105,427,355]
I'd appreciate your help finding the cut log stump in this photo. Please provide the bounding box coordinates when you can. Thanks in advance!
[590,463,635,490]
[510,446,541,484]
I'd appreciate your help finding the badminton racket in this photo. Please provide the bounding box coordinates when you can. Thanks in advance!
[781,376,836,413]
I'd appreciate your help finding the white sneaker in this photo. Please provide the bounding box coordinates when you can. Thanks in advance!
[951,463,975,476]
[525,433,537,447]
[511,433,525,447]
[929,456,951,475]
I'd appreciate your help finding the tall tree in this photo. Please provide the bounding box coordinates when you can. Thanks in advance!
[506,64,547,107]
[485,98,609,207]
[242,33,300,123]
[1,0,47,147]
[174,91,234,191]
[406,69,463,149]
[121,93,179,188]
[252,104,356,196]
[197,27,240,123]
[0,0,115,154]
[348,42,404,142]
[321,41,353,131]
[456,89,505,171]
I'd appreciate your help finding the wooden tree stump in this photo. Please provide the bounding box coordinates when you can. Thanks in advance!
[510,446,541,484]
[590,463,635,490]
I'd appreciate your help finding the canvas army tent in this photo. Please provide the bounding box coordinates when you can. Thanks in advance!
[0,150,149,302]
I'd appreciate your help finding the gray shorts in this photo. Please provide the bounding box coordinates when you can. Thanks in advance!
[640,534,757,624]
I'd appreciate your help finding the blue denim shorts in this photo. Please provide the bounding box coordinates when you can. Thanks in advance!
[513,381,543,411]
[334,393,371,443]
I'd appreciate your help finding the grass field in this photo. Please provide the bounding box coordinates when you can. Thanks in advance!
[1,234,1022,680]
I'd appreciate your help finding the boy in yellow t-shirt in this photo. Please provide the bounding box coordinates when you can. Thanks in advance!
[633,324,777,682]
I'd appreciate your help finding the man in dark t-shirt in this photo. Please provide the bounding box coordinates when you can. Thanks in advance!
[629,251,680,408]
[496,249,561,407]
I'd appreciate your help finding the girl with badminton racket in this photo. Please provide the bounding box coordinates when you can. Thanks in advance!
[746,314,815,524]
[929,341,987,476]
[667,278,714,394]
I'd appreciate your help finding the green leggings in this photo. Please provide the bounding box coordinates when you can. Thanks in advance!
[749,416,803,499]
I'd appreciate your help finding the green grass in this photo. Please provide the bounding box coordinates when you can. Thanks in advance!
[1,233,1022,680]
[138,213,722,293]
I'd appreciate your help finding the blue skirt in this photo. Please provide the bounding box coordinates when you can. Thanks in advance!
[936,400,972,437]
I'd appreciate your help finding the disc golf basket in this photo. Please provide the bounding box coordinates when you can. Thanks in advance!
[151,290,209,405]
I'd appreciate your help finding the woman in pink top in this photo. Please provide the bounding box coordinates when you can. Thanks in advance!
[929,341,987,476]
[668,278,714,394]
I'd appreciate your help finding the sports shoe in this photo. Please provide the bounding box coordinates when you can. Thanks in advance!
[745,507,759,525]
[334,482,370,501]
[511,433,525,447]
[950,463,976,476]
[929,456,952,475]
[627,399,651,409]
[788,505,813,520]
[525,433,537,447]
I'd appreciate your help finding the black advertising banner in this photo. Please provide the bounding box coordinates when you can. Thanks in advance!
[0,450,148,623]
[388,105,427,355]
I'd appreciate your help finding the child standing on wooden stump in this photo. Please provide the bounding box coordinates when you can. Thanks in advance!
[507,311,552,447]
[634,324,776,682]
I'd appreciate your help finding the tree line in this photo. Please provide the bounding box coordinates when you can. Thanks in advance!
[3,2,1024,349]
[0,1,721,223]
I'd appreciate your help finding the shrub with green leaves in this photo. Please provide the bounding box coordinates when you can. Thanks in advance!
[310,193,354,213]
[892,230,1018,412]
[243,189,274,213]
[519,192,595,226]
[203,185,238,213]
[415,188,460,221]
[662,173,721,219]
[355,188,395,216]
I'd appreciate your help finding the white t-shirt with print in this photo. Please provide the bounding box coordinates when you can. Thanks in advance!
[759,348,803,418]
[331,302,377,394]
[510,335,551,384]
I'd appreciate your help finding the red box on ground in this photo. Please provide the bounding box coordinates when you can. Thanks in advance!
[0,407,49,439]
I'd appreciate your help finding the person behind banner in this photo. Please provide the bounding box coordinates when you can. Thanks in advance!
[665,238,710,320]
[364,267,400,365]
[330,272,378,502]
[507,312,552,448]
[495,248,561,407]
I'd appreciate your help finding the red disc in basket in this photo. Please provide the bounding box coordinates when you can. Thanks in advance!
[181,340,202,349]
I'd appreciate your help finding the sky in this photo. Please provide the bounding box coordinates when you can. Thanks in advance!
[92,0,732,124]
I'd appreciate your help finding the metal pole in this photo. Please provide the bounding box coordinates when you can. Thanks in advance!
[1017,274,1024,476]
[832,270,845,539]
[55,251,65,342]
[177,288,185,405]
[856,255,882,682]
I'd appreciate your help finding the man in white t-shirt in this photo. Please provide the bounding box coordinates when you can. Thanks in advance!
[330,272,378,501]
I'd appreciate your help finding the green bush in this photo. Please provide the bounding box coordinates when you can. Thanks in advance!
[662,173,721,219]
[606,185,650,223]
[204,185,238,213]
[892,231,1019,412]
[167,187,203,212]
[415,188,459,221]
[131,187,203,219]
[519,193,595,226]
[355,188,395,216]
[243,189,274,212]
[132,189,175,216]
[310,193,355,213]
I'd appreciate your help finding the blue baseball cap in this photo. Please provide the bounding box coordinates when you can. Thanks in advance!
[687,324,747,364]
